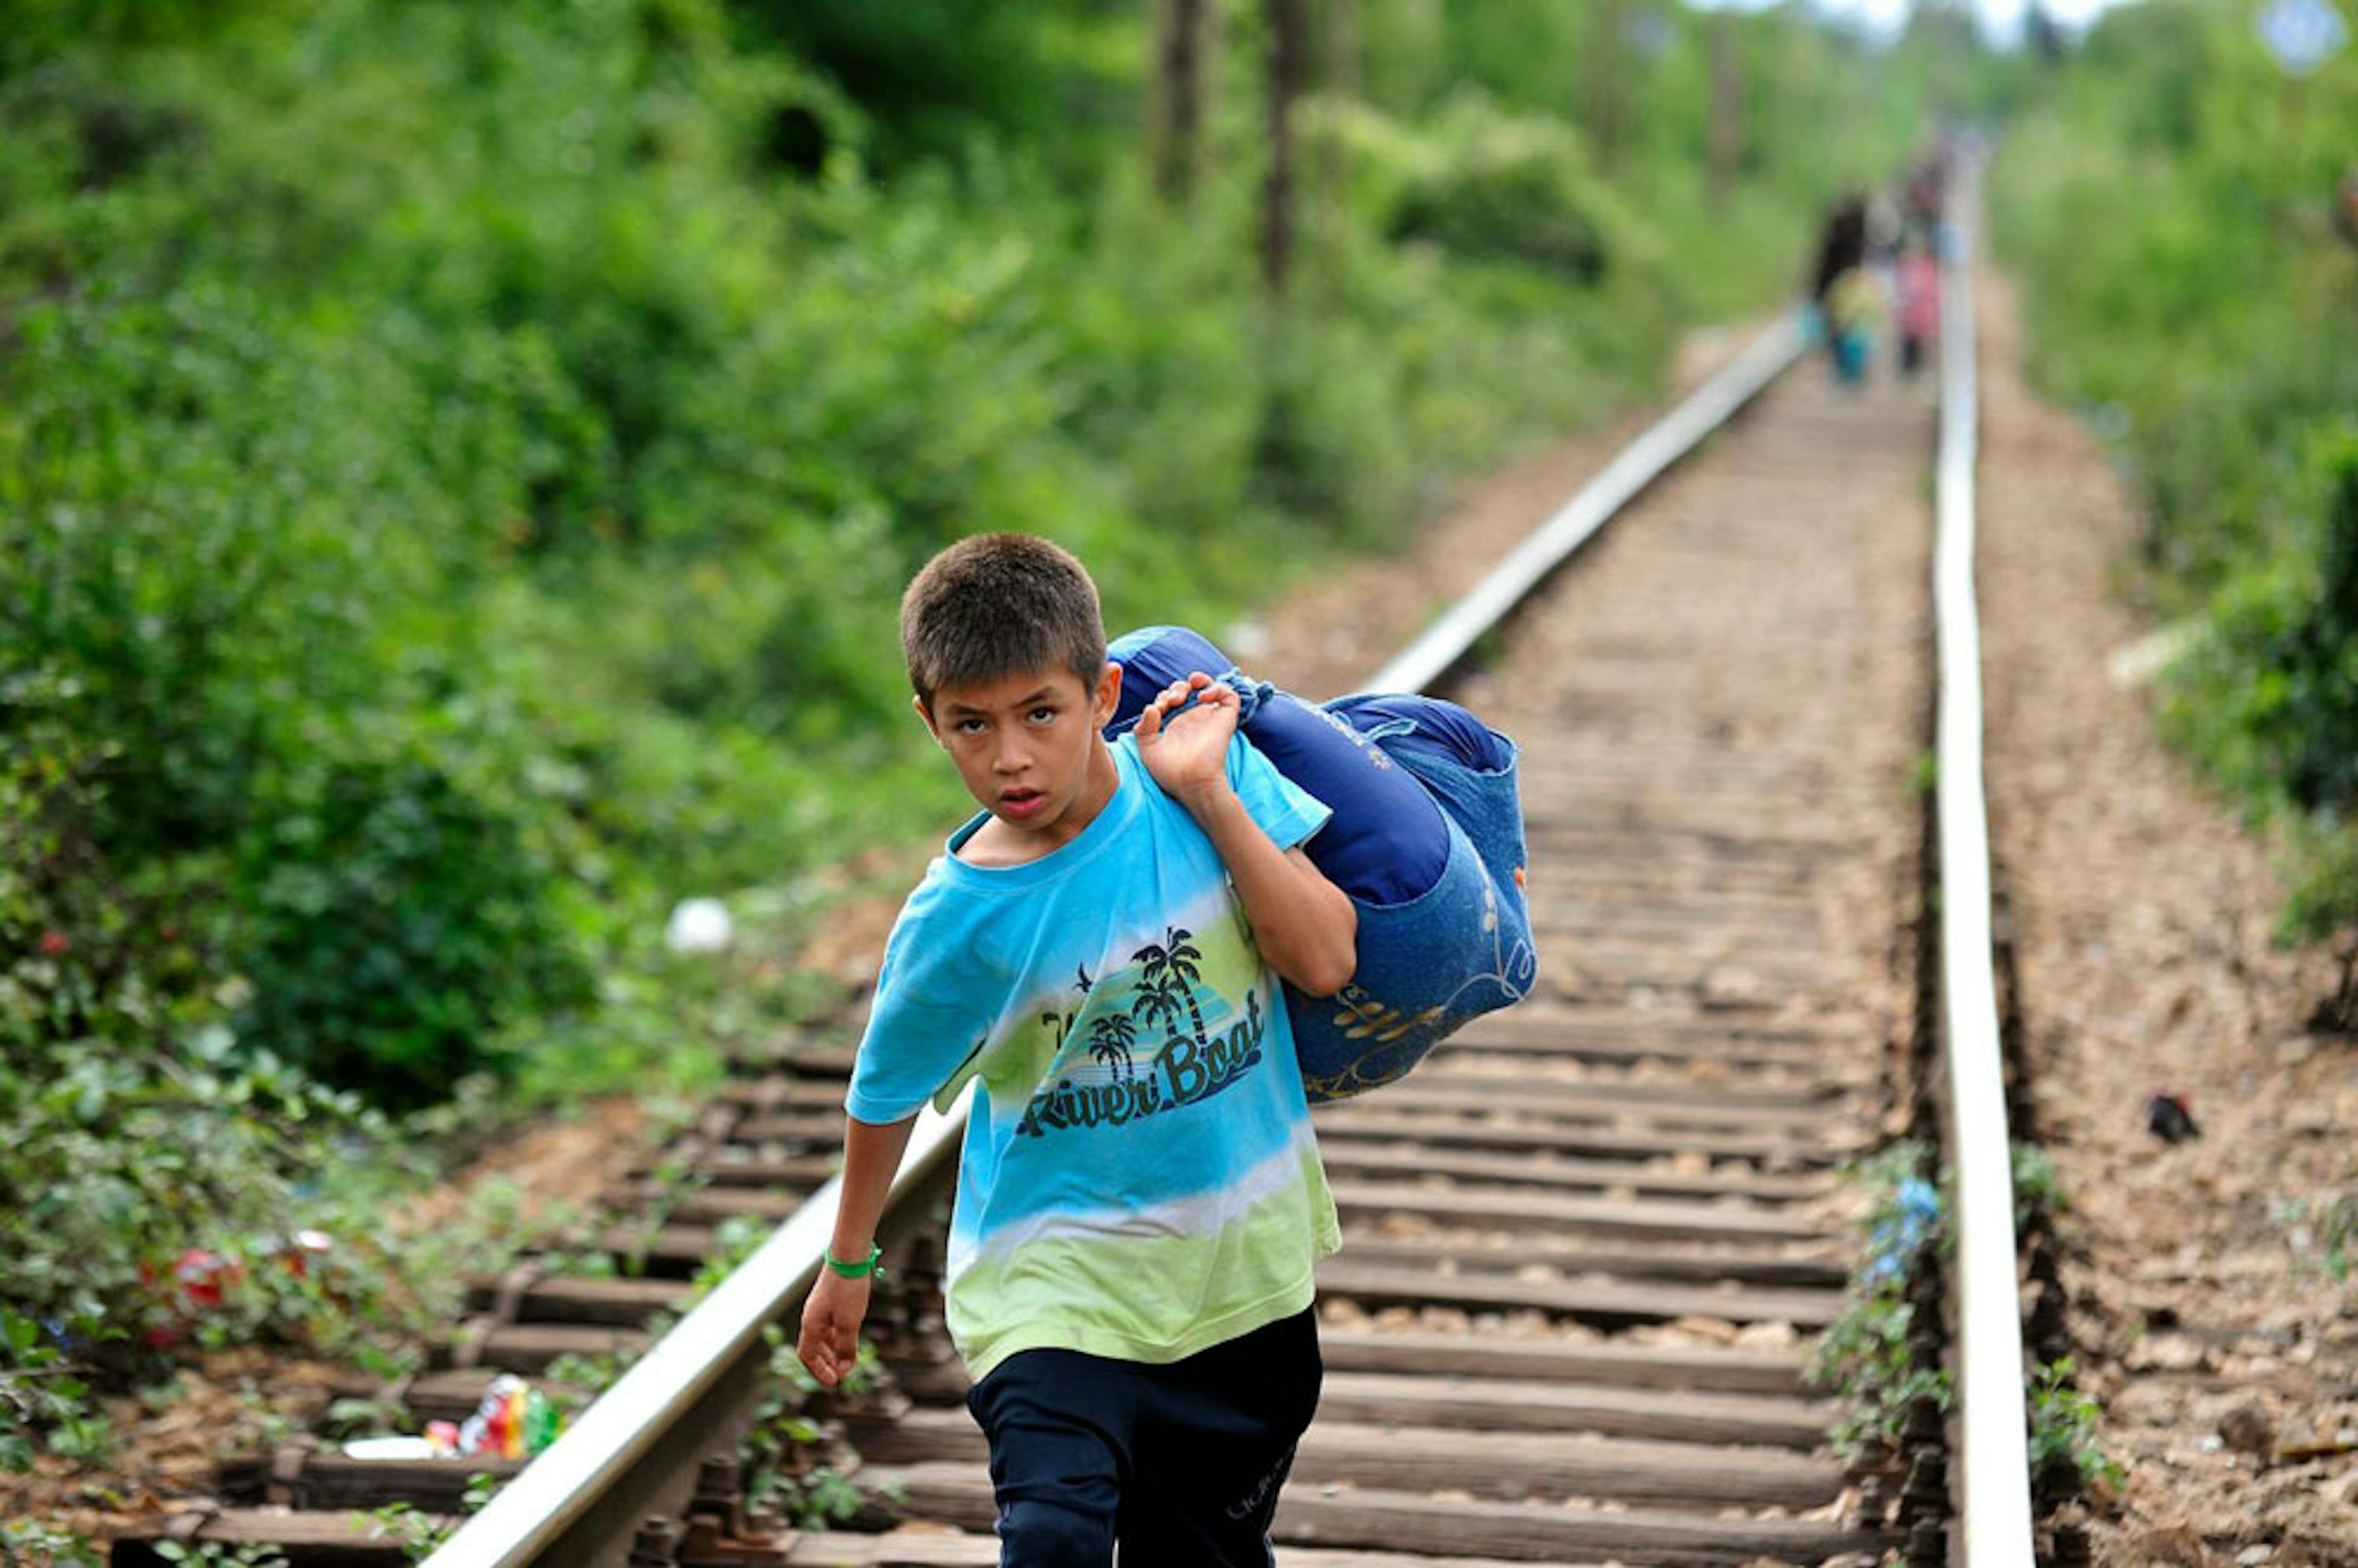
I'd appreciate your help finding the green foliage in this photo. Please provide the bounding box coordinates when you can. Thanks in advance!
[0,1023,425,1368]
[1812,1143,1951,1457]
[774,1466,865,1531]
[1383,0,2007,318]
[0,668,205,1067]
[229,744,595,1109]
[689,1214,772,1294]
[2,1308,112,1474]
[149,1544,288,1568]
[322,1397,410,1442]
[0,1520,105,1568]
[1908,750,1940,799]
[541,1350,634,1416]
[1378,92,1660,281]
[2011,1140,2064,1231]
[1998,0,2356,596]
[1810,1279,1953,1459]
[356,1497,466,1564]
[2165,435,2358,828]
[729,0,1126,177]
[0,1052,615,1474]
[2027,1358,2122,1494]
[747,1328,875,1529]
[0,0,931,1108]
[1995,0,2358,961]
[2322,1192,2358,1287]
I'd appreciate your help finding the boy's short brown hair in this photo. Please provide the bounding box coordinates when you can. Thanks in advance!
[902,533,1107,706]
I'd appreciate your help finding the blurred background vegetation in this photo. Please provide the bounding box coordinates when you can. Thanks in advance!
[1993,0,2358,1017]
[0,0,1955,1391]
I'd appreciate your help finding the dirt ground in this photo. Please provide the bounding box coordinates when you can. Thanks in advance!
[1,1350,348,1545]
[1975,270,2358,1565]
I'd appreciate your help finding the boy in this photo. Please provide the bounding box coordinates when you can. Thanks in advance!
[796,533,1356,1566]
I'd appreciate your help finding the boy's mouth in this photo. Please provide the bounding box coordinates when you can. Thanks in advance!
[999,788,1047,820]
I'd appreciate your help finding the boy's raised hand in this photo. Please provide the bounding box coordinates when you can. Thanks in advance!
[1133,672,1237,806]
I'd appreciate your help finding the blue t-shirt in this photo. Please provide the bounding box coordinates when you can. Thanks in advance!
[846,733,1341,1379]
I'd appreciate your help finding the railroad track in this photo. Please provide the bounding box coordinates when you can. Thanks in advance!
[113,168,2037,1568]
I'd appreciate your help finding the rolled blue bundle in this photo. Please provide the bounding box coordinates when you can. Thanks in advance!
[1107,626,1446,904]
[1107,626,1537,1102]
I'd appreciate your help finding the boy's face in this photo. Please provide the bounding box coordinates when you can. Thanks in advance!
[919,661,1124,854]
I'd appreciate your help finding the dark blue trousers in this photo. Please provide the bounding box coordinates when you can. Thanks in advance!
[963,1309,1321,1567]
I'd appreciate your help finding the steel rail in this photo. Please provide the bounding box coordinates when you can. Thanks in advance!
[1932,149,2037,1560]
[424,307,1813,1568]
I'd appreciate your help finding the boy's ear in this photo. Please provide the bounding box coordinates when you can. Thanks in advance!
[1091,660,1123,728]
[913,692,942,741]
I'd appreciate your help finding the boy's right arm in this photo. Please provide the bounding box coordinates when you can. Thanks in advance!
[795,1111,919,1388]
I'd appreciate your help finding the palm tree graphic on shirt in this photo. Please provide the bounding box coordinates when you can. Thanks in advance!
[1086,1012,1138,1081]
[1130,925,1210,1051]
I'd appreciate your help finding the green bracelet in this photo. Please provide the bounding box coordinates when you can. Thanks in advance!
[825,1242,884,1280]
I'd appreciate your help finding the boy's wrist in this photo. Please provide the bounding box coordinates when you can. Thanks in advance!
[824,1240,885,1280]
[1171,777,1240,823]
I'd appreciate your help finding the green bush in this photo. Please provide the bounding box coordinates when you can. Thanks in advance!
[2167,436,2358,821]
[1247,325,1413,543]
[1996,0,2358,983]
[1388,93,1661,283]
[0,1024,425,1381]
[230,740,594,1109]
[1,669,199,1067]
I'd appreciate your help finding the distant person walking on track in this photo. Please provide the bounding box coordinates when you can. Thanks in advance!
[1903,153,1949,252]
[797,533,1356,1566]
[1895,231,1939,377]
[1809,191,1874,386]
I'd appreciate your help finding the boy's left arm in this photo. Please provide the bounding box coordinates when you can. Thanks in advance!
[1134,674,1357,997]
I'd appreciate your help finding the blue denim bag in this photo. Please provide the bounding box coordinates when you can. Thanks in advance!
[1107,627,1537,1101]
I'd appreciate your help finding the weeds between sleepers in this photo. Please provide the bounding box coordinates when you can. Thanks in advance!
[1810,1142,1952,1468]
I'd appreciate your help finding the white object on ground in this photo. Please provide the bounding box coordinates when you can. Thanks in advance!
[663,897,733,954]
[344,1437,443,1461]
[2106,622,2202,689]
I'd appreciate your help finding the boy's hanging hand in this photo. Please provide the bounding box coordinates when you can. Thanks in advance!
[797,1269,870,1388]
[1134,672,1238,807]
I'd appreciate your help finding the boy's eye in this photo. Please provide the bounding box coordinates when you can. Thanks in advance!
[1028,706,1058,724]
[956,718,988,736]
